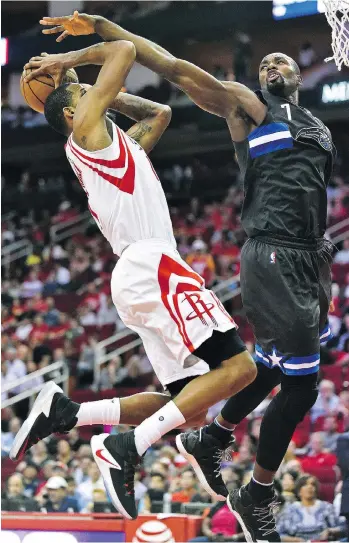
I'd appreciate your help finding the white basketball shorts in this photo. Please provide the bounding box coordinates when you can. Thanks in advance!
[111,239,236,388]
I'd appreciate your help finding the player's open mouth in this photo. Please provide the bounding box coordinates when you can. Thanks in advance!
[267,71,281,82]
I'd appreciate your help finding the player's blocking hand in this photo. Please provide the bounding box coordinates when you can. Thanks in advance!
[40,10,96,42]
[24,53,66,87]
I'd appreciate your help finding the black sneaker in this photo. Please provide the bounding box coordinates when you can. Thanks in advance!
[91,431,140,520]
[176,428,234,500]
[227,485,281,542]
[10,381,79,462]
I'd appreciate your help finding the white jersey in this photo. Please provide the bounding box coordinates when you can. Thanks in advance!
[65,121,176,257]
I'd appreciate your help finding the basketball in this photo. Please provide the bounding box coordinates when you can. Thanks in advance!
[20,67,79,114]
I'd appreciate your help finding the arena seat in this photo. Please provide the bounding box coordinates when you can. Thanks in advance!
[319,482,336,502]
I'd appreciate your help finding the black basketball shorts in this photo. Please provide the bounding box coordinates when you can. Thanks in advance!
[240,235,333,377]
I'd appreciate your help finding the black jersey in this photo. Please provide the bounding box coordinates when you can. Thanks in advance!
[234,90,335,239]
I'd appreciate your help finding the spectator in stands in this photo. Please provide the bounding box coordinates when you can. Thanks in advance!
[78,305,97,326]
[67,428,87,453]
[30,441,50,467]
[49,312,71,339]
[279,471,298,504]
[1,417,21,457]
[56,440,74,468]
[233,443,254,475]
[301,432,337,471]
[142,472,167,513]
[172,468,198,503]
[73,456,92,485]
[117,356,141,387]
[311,379,341,422]
[77,335,99,387]
[138,345,153,375]
[80,282,101,312]
[298,41,317,69]
[66,318,84,341]
[277,474,341,541]
[186,239,215,286]
[5,347,27,392]
[21,269,43,298]
[321,415,340,452]
[32,293,49,313]
[77,462,105,511]
[43,297,60,327]
[29,315,49,344]
[189,496,240,542]
[66,475,80,503]
[21,462,39,498]
[43,476,79,513]
[2,473,40,512]
[334,238,349,264]
[97,295,119,327]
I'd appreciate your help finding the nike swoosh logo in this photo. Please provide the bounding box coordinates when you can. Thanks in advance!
[95,449,122,469]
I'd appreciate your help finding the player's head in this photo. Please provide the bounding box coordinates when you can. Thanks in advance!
[44,82,88,136]
[259,53,302,98]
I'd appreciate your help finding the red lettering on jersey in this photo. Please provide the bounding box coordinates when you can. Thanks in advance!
[68,127,135,194]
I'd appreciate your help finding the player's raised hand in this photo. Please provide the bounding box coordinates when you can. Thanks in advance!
[40,11,96,42]
[24,53,66,87]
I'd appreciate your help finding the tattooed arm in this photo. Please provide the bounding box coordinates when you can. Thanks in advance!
[110,93,171,153]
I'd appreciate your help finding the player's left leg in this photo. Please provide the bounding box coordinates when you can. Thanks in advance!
[226,238,333,543]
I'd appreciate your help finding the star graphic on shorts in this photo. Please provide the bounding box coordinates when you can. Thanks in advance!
[268,348,283,367]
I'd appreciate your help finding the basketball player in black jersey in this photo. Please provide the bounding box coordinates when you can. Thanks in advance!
[31,12,335,541]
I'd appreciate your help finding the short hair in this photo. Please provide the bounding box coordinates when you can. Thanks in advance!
[295,474,319,499]
[44,83,74,136]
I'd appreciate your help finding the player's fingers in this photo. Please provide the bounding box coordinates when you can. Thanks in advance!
[40,17,69,25]
[29,56,44,62]
[42,26,64,35]
[24,68,44,82]
[24,60,43,70]
[56,30,70,43]
[40,52,49,57]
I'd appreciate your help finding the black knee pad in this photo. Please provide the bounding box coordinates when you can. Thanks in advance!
[279,373,318,425]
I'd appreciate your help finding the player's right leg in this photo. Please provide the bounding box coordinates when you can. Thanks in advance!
[10,381,208,462]
[90,329,256,519]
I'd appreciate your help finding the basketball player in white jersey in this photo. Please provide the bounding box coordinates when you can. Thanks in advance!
[11,41,257,519]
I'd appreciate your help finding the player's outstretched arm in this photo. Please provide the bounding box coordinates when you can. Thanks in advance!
[25,41,136,149]
[40,12,266,131]
[110,93,172,154]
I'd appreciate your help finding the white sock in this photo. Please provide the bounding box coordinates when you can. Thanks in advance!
[76,398,120,427]
[134,401,185,456]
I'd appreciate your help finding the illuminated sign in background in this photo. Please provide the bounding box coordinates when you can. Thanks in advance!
[1,37,8,66]
[321,81,349,104]
[272,0,326,19]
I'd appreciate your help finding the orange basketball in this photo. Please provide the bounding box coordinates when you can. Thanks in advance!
[20,68,79,114]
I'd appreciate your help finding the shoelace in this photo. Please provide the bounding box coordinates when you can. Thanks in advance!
[213,442,235,476]
[124,453,140,496]
[253,498,280,537]
[198,428,236,478]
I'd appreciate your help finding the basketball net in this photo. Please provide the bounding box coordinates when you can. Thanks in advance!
[323,0,349,70]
